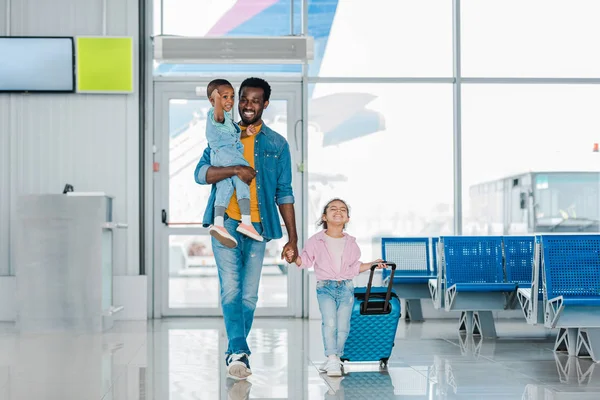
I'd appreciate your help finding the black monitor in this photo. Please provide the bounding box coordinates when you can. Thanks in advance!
[0,36,75,93]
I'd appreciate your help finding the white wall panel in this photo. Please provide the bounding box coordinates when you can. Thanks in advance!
[10,0,102,35]
[0,96,9,276]
[0,0,7,276]
[1,0,139,276]
[0,0,6,34]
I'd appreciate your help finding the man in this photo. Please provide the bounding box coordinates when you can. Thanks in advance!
[194,77,298,380]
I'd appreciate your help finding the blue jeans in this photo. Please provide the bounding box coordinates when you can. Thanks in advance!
[211,145,251,208]
[212,216,266,356]
[215,176,250,208]
[316,280,355,357]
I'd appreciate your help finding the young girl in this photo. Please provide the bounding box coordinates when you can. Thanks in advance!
[286,198,386,377]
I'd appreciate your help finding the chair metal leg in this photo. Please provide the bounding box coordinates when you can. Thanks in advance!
[577,328,600,362]
[406,299,424,322]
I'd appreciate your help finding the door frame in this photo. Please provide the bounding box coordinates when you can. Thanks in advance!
[152,80,304,318]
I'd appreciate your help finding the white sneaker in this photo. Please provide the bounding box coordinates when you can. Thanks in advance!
[318,360,329,372]
[327,362,342,377]
[226,353,252,380]
[319,358,342,377]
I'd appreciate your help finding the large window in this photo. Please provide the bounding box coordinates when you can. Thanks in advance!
[153,1,600,236]
[151,0,600,320]
[461,0,600,77]
[461,85,600,235]
[153,0,453,77]
[153,0,303,75]
[307,83,454,260]
[155,0,301,37]
[307,0,453,77]
[533,173,600,230]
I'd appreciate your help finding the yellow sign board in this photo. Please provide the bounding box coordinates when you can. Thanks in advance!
[76,37,133,93]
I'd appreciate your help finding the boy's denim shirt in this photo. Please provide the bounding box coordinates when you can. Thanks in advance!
[206,108,240,149]
[194,124,295,240]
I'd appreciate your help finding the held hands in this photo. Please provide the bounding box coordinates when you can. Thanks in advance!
[285,249,301,266]
[282,243,299,264]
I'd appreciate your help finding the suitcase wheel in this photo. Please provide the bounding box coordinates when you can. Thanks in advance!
[379,358,389,369]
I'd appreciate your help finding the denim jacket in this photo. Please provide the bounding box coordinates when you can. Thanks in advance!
[194,124,295,240]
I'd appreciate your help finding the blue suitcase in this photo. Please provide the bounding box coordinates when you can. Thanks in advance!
[341,262,401,368]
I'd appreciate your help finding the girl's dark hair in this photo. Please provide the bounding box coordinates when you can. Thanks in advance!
[317,198,350,230]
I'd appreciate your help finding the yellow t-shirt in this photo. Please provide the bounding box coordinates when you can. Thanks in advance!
[226,124,262,222]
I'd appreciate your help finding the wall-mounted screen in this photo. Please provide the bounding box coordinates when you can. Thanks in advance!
[0,37,75,93]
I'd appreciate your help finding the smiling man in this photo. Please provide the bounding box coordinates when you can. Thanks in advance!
[194,77,298,380]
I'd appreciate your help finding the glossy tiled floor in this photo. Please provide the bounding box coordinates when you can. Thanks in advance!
[0,318,599,399]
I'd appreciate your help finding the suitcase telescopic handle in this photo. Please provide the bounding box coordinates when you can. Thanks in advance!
[362,262,396,314]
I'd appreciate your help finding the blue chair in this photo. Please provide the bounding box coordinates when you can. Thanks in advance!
[504,236,535,286]
[441,236,517,338]
[428,237,444,310]
[513,235,545,325]
[540,234,600,361]
[381,237,436,321]
[503,235,535,311]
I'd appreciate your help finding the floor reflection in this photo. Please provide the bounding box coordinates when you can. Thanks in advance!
[0,319,600,399]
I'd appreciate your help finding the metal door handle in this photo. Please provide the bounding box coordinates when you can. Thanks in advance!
[102,222,129,229]
[293,119,302,152]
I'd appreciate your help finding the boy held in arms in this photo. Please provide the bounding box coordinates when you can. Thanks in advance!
[205,79,263,248]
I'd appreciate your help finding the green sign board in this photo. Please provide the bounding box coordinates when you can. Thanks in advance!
[76,37,133,93]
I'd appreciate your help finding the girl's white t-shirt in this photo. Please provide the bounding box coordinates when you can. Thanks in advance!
[324,234,346,276]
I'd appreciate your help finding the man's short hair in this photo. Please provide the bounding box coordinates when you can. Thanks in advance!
[239,77,271,102]
[207,79,233,98]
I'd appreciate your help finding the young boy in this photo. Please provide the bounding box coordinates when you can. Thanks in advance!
[205,79,263,248]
